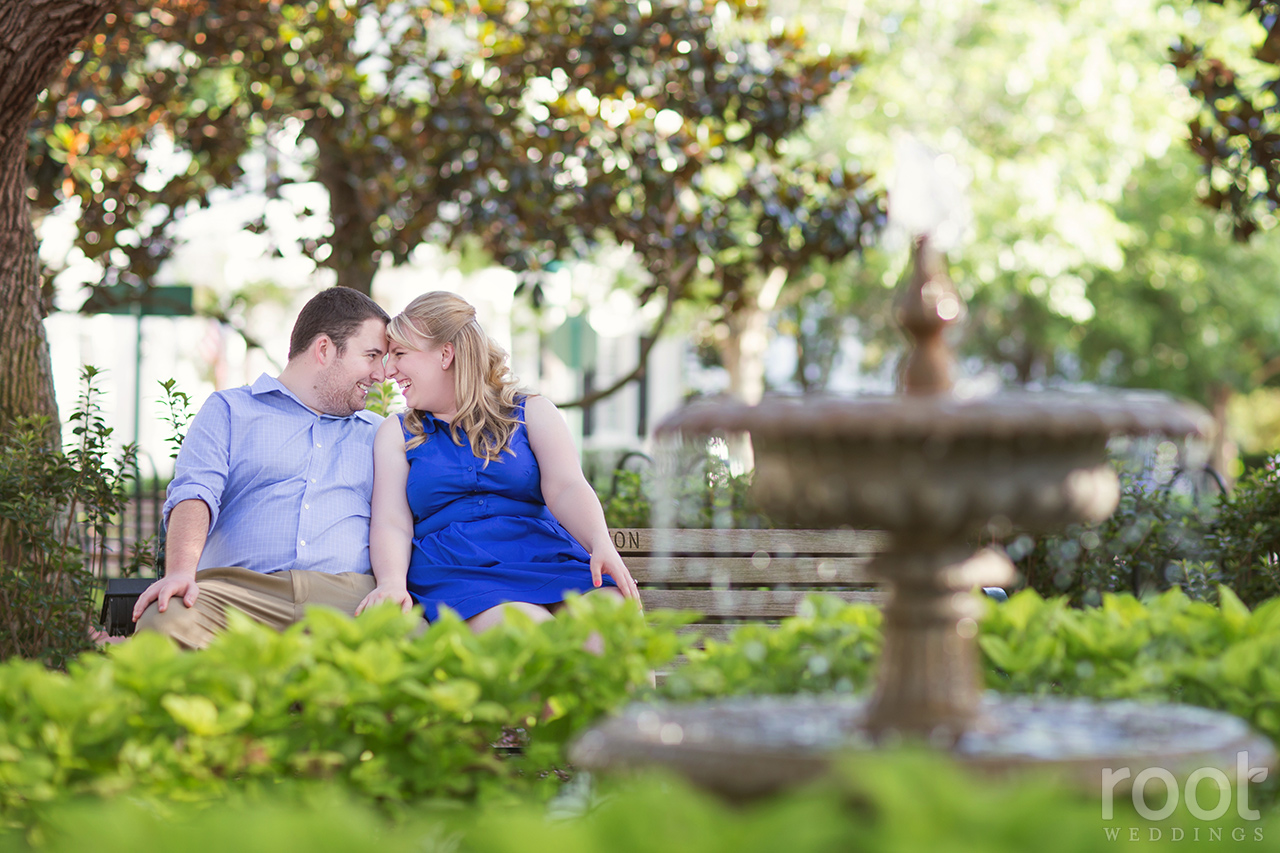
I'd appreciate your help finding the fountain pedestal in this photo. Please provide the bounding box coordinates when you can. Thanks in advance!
[865,547,1013,741]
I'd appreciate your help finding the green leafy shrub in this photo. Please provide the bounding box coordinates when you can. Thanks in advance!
[1003,468,1216,607]
[1007,451,1280,609]
[362,380,403,418]
[658,588,1280,751]
[1210,457,1280,606]
[661,595,882,701]
[6,590,1280,843]
[156,377,194,460]
[0,595,681,829]
[980,586,1280,744]
[0,368,141,668]
[597,445,770,529]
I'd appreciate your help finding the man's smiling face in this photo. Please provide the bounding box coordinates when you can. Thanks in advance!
[314,318,389,416]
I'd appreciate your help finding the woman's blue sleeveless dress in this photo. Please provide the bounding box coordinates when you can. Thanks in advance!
[402,399,615,621]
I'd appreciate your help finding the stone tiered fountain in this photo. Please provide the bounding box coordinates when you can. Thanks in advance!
[570,214,1275,798]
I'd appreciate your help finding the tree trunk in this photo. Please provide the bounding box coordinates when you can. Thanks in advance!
[720,267,787,406]
[718,268,787,472]
[0,0,112,437]
[722,302,769,405]
[310,122,378,295]
[1208,382,1237,491]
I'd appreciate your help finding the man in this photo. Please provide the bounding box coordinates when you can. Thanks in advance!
[132,287,414,649]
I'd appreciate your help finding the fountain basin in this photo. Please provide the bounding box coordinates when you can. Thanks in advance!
[659,392,1211,537]
[570,694,1275,801]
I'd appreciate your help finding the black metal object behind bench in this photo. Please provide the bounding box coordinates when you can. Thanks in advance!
[100,578,154,637]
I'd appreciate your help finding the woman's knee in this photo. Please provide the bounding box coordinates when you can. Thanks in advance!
[467,601,554,633]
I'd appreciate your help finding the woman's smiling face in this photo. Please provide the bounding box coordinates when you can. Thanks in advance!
[386,341,454,415]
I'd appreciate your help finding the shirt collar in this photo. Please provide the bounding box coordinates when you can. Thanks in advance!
[249,373,381,425]
[418,411,440,434]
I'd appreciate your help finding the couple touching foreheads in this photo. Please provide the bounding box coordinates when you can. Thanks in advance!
[127,287,640,650]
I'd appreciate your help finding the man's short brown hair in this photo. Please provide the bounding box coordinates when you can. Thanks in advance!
[288,287,390,360]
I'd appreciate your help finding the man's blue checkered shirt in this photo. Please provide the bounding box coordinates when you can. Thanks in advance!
[163,373,383,575]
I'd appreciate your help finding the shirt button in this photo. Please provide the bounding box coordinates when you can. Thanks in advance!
[310,478,317,483]
[300,540,307,546]
[467,466,473,472]
[315,442,322,448]
[304,504,310,510]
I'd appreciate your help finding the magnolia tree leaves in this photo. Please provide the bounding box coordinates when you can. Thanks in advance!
[1173,0,1280,240]
[30,0,883,353]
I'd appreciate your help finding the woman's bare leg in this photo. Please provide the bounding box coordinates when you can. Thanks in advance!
[466,600,554,633]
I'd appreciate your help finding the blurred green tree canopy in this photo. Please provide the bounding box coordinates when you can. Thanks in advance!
[758,0,1280,470]
[27,0,882,405]
[14,0,1280,452]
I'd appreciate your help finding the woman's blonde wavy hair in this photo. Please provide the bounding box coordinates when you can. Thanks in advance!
[388,291,524,462]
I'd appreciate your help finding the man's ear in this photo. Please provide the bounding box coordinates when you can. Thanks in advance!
[440,342,455,370]
[312,334,335,365]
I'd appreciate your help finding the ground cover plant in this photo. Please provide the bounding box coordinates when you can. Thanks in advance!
[10,750,1276,853]
[0,595,685,834]
[3,588,1280,844]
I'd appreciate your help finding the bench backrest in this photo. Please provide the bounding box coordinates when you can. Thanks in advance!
[609,528,888,641]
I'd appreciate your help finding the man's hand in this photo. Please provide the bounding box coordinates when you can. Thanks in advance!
[355,583,414,616]
[132,575,199,622]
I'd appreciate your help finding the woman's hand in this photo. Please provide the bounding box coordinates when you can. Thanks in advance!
[591,545,642,608]
[355,582,415,616]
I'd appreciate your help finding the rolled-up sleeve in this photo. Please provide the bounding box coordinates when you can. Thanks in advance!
[163,394,231,532]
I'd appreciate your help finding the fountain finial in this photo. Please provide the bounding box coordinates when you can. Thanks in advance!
[896,236,964,395]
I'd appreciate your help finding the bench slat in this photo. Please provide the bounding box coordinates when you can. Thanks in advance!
[640,589,885,618]
[608,528,887,555]
[627,556,875,585]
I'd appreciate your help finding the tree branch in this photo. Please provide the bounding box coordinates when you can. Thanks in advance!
[554,254,695,409]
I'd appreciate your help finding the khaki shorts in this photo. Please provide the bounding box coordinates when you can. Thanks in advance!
[134,566,377,650]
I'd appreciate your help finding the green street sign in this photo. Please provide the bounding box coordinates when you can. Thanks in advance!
[80,285,194,317]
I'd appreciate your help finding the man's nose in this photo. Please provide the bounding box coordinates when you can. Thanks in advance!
[373,359,389,382]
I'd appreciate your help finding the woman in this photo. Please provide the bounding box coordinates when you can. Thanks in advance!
[356,291,640,630]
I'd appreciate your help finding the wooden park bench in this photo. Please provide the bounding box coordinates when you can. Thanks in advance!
[102,527,945,637]
[610,527,889,642]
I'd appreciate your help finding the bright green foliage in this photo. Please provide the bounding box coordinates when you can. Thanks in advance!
[662,595,882,700]
[5,589,1280,843]
[657,587,1280,753]
[6,745,1272,853]
[0,595,683,828]
[980,587,1280,745]
[0,367,141,668]
[361,381,403,419]
[1076,148,1280,406]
